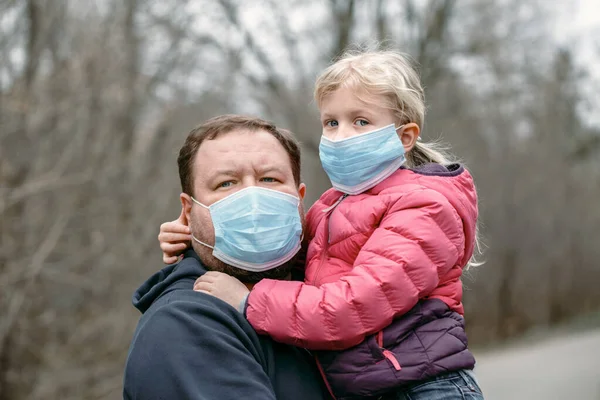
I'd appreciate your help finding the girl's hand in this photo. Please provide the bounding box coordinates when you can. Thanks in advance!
[194,271,250,310]
[158,209,191,264]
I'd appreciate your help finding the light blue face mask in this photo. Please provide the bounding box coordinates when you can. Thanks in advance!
[190,186,302,272]
[319,124,406,195]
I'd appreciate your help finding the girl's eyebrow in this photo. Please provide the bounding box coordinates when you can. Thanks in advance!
[348,108,373,117]
[321,109,373,119]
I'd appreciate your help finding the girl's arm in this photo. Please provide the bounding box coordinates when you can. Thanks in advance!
[246,188,467,350]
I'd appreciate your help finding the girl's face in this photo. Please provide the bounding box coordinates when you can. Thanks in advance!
[319,86,397,141]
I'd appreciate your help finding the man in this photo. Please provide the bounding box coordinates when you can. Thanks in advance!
[123,115,328,399]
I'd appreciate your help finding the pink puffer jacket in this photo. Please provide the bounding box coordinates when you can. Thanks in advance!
[246,164,478,350]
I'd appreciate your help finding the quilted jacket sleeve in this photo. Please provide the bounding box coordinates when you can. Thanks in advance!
[246,188,466,350]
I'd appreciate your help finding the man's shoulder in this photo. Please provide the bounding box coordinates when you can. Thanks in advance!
[124,289,283,399]
[125,273,329,400]
[124,288,274,399]
[134,287,255,345]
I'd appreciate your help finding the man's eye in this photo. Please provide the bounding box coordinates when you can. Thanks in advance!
[261,177,277,183]
[217,181,234,188]
[355,119,369,127]
[325,120,338,127]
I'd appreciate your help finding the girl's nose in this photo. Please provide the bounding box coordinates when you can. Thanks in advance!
[334,124,353,140]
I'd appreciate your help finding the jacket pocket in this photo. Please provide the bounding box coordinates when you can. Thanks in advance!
[316,333,404,399]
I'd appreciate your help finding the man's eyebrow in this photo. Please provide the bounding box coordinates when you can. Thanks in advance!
[210,169,237,176]
[204,169,237,183]
[258,166,286,174]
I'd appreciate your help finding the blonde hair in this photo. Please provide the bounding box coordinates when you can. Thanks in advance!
[315,49,484,268]
[314,50,454,168]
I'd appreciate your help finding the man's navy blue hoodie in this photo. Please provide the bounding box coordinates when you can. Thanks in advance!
[123,250,328,399]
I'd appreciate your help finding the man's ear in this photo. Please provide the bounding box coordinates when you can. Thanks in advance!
[297,183,306,201]
[398,123,420,152]
[180,193,193,225]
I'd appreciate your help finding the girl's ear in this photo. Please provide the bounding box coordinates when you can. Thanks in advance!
[398,123,420,152]
[297,183,306,201]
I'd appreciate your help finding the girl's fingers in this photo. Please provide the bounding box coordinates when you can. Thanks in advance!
[160,242,188,254]
[160,222,191,235]
[163,255,179,264]
[194,275,216,285]
[193,281,213,292]
[158,232,191,243]
[203,271,226,278]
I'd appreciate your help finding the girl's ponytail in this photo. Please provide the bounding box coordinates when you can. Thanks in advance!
[405,140,453,168]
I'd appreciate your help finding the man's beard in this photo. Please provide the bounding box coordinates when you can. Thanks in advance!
[190,229,298,284]
[219,253,297,283]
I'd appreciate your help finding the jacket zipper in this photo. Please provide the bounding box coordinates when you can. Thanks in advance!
[377,331,401,371]
[312,194,348,286]
[315,356,337,399]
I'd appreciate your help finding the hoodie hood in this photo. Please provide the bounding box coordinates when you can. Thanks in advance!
[133,250,206,313]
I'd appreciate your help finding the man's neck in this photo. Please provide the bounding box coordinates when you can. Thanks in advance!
[243,272,291,291]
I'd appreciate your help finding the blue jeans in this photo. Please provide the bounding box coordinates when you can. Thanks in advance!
[379,370,484,400]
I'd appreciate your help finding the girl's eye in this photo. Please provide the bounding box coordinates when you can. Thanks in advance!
[325,120,338,127]
[355,119,369,127]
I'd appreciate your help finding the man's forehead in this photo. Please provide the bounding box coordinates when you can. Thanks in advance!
[194,129,293,174]
[198,128,281,151]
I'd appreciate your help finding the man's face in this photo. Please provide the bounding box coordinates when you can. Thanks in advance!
[180,128,306,281]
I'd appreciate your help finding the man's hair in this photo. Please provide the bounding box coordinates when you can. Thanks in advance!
[178,115,302,196]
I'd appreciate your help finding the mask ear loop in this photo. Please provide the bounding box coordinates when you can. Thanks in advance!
[190,197,214,249]
[192,234,214,249]
[191,197,210,209]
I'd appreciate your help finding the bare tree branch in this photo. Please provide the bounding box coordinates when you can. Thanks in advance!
[0,172,92,214]
[0,208,71,369]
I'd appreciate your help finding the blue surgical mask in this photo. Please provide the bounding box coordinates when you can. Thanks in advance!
[319,124,406,195]
[190,186,302,272]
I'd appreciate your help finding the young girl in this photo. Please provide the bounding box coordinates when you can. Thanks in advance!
[161,50,484,399]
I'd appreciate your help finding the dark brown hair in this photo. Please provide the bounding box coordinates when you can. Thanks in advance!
[178,115,302,196]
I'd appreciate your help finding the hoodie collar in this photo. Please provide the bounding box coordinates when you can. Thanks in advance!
[132,249,206,313]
